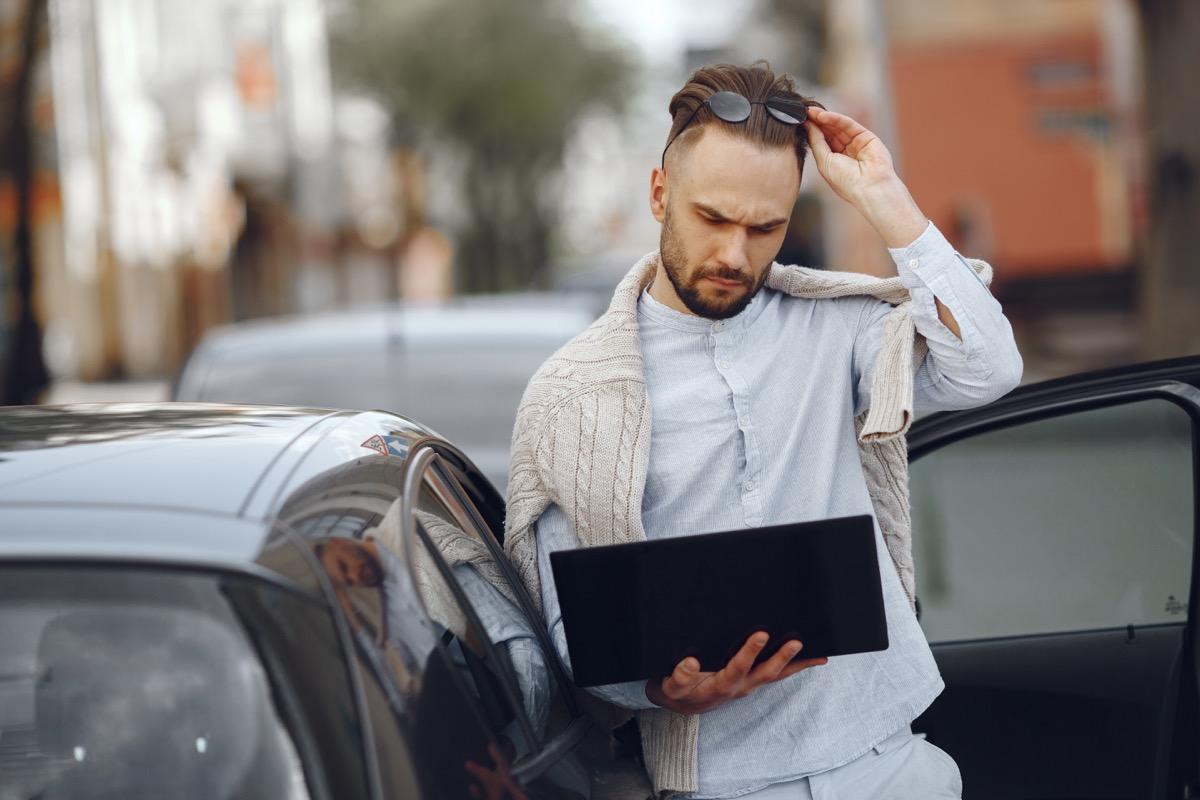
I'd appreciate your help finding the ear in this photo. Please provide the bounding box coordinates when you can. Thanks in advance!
[649,166,667,224]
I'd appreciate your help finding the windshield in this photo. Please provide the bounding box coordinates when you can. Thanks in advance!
[0,567,313,800]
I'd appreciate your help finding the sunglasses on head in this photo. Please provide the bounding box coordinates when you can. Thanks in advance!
[661,90,826,168]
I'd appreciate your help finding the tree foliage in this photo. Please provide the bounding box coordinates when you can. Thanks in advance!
[331,0,635,293]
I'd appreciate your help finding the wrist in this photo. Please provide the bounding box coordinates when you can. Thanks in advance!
[853,178,927,249]
[644,679,664,708]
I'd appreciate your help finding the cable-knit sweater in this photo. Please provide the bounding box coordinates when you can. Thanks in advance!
[503,245,995,797]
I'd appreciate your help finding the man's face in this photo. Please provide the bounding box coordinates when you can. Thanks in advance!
[320,539,384,587]
[652,126,800,319]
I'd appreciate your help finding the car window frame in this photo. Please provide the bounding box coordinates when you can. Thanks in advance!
[908,378,1200,643]
[424,440,508,545]
[419,446,580,711]
[400,445,590,782]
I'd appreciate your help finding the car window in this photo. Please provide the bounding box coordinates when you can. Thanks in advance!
[278,462,520,800]
[279,494,434,798]
[910,397,1194,641]
[305,531,431,799]
[0,566,322,800]
[402,458,566,761]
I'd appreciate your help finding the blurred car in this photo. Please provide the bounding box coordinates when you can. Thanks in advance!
[0,403,648,800]
[4,351,1199,799]
[172,293,603,491]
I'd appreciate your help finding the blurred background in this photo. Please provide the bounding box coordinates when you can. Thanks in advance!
[0,0,1196,484]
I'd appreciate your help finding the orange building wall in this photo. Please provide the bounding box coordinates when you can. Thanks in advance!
[890,33,1125,279]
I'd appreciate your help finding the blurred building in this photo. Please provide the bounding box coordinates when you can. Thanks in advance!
[42,0,339,381]
[0,0,420,388]
[887,0,1141,286]
[5,0,1172,395]
[566,1,1141,282]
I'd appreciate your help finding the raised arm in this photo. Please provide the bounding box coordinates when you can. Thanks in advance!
[852,221,1023,415]
[806,108,1022,412]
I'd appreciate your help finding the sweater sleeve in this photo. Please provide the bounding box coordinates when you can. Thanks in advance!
[534,502,660,710]
[852,220,1024,416]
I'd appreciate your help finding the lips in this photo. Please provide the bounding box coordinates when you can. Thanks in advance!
[704,276,745,288]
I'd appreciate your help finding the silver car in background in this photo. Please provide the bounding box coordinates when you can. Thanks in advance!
[174,293,602,490]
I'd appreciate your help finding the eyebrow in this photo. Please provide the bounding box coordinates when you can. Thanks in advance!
[692,202,788,229]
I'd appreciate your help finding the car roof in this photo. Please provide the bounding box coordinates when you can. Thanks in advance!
[186,295,598,364]
[0,402,440,564]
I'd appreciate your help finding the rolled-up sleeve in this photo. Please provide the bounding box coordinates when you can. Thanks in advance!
[853,220,1024,415]
[534,503,658,710]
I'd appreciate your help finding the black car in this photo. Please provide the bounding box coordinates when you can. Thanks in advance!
[1,353,1198,799]
[0,404,642,800]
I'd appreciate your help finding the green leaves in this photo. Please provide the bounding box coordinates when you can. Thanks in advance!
[331,0,636,292]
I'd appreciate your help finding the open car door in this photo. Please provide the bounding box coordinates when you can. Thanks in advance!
[908,356,1200,799]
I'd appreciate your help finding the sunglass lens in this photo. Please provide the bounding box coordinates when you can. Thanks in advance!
[708,91,752,122]
[766,105,804,125]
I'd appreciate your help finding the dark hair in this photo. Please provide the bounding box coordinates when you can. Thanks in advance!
[665,61,822,170]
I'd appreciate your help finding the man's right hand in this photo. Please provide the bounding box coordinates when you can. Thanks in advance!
[643,632,827,714]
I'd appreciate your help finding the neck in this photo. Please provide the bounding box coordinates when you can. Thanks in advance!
[647,262,697,316]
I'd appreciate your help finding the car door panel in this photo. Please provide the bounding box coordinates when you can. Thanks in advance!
[907,369,1200,800]
[918,626,1184,799]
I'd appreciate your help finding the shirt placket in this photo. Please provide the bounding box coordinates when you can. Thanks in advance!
[711,323,765,527]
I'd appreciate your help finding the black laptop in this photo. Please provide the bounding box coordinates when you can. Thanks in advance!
[549,514,888,687]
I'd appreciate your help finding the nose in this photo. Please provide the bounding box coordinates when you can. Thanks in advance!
[714,227,751,276]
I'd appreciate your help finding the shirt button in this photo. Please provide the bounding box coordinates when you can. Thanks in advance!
[908,258,919,268]
[743,480,756,492]
[717,359,730,370]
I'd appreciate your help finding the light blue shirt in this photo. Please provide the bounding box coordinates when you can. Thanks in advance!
[535,221,1023,798]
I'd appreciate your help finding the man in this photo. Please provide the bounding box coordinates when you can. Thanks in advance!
[503,63,1023,799]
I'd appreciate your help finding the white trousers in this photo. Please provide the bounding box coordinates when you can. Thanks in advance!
[733,726,963,800]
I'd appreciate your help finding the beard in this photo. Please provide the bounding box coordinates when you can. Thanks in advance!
[659,207,769,320]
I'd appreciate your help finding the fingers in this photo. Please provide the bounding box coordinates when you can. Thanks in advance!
[811,108,870,141]
[806,109,846,153]
[720,631,771,683]
[660,655,710,700]
[661,634,829,704]
[809,108,879,158]
[748,639,805,683]
[805,119,833,162]
[776,655,828,681]
[810,112,852,151]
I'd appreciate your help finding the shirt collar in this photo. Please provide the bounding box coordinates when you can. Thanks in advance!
[638,280,769,334]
